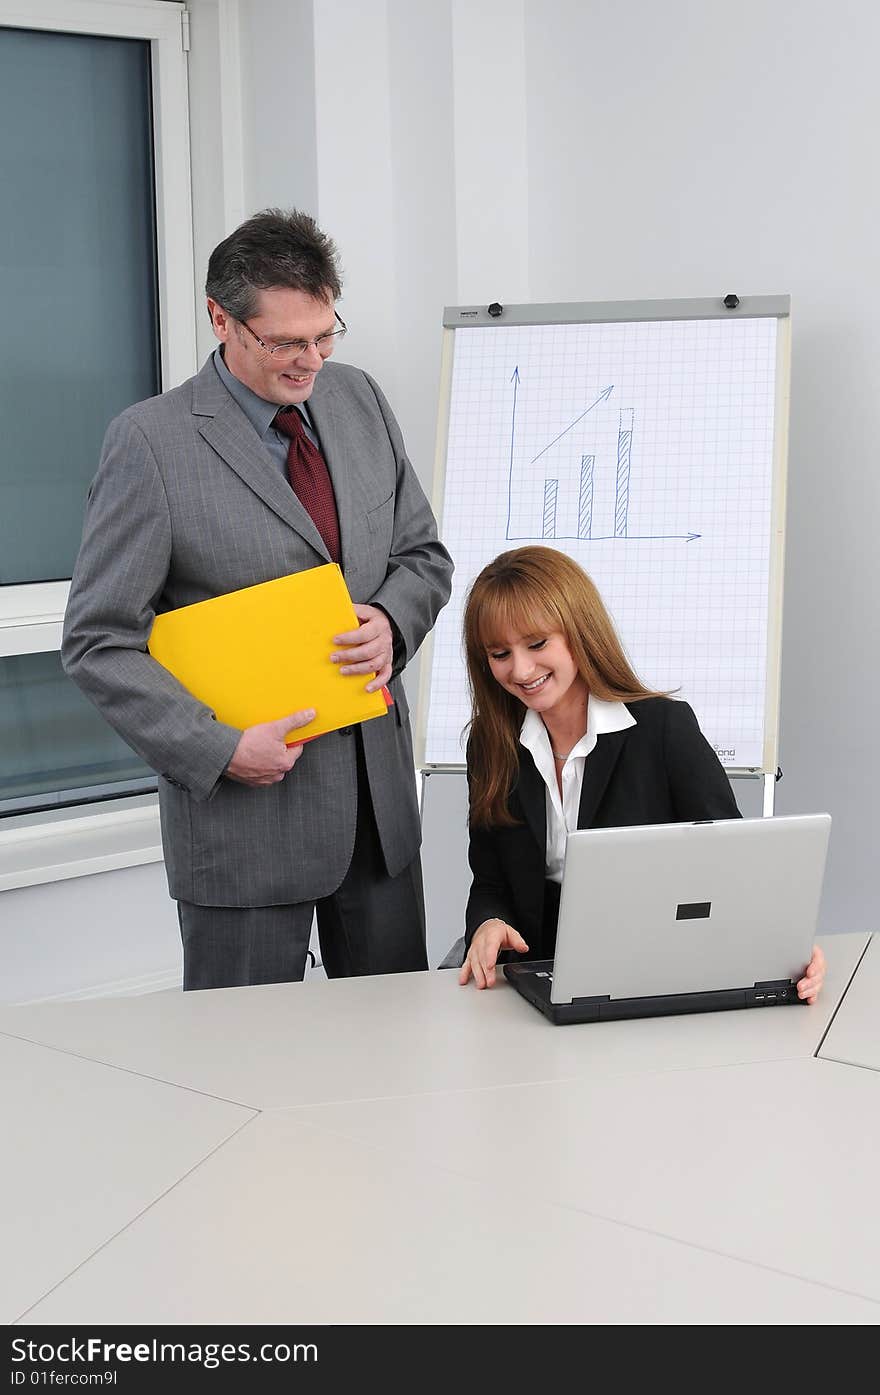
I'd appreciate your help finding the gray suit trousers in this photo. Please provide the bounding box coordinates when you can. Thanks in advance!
[178,735,427,990]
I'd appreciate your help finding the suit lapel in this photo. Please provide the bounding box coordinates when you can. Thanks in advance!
[516,712,634,842]
[513,749,547,854]
[577,728,630,828]
[192,360,331,560]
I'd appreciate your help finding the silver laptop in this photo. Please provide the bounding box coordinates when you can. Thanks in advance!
[504,814,831,1025]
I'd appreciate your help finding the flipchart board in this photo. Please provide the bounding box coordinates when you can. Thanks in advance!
[416,296,791,778]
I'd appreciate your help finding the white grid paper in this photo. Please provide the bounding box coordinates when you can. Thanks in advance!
[425,316,780,768]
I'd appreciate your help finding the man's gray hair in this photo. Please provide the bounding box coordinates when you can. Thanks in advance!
[205,208,342,320]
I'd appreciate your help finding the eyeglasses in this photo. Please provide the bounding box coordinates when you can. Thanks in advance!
[237,311,347,364]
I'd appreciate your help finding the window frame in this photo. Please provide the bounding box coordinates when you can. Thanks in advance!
[0,0,196,653]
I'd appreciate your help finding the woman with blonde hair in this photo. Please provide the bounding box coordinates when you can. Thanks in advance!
[459,546,825,1000]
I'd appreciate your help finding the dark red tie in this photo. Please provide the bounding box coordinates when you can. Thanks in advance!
[274,407,341,563]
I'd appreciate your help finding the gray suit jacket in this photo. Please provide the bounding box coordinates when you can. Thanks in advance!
[62,356,453,907]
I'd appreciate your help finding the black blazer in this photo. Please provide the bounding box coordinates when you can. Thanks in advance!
[464,697,741,960]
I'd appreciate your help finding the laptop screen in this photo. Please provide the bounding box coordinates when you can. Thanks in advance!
[551,815,830,1006]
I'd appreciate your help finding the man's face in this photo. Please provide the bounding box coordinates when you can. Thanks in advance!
[207,286,338,406]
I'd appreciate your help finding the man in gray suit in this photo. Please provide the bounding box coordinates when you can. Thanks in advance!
[62,209,453,990]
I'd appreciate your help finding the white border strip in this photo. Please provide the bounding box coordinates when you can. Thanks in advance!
[0,802,163,891]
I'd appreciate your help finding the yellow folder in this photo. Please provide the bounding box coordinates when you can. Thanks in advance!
[147,564,388,743]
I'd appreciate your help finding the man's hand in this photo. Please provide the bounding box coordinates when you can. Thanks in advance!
[332,603,393,691]
[459,918,529,990]
[225,709,316,786]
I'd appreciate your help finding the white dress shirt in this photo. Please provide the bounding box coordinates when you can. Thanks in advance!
[519,697,636,883]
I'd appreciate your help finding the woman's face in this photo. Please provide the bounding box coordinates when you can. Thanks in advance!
[485,624,586,718]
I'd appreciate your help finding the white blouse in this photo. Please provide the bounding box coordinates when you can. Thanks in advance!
[518,698,636,883]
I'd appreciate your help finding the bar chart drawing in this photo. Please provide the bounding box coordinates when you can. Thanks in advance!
[506,375,696,542]
[542,479,558,538]
[578,455,595,539]
[614,408,634,538]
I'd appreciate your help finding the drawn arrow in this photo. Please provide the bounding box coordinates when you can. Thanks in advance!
[530,385,614,464]
[504,530,705,541]
[509,366,520,476]
[507,531,703,543]
[505,367,520,536]
[599,531,702,542]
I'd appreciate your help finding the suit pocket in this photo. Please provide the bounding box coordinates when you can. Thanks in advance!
[365,492,394,533]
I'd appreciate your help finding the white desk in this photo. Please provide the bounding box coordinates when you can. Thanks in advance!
[2,932,879,1325]
[0,1034,252,1325]
[819,933,880,1072]
[20,1087,880,1326]
[0,933,868,1110]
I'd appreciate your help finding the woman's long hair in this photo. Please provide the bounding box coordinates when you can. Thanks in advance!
[464,546,660,827]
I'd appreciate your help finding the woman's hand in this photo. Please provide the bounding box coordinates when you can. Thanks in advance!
[459,918,529,990]
[797,944,826,1003]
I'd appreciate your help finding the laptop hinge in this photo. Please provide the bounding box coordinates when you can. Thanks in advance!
[571,994,612,1006]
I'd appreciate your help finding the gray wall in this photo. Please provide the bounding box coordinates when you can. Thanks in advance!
[3,862,180,1003]
[404,0,880,944]
[519,0,878,934]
